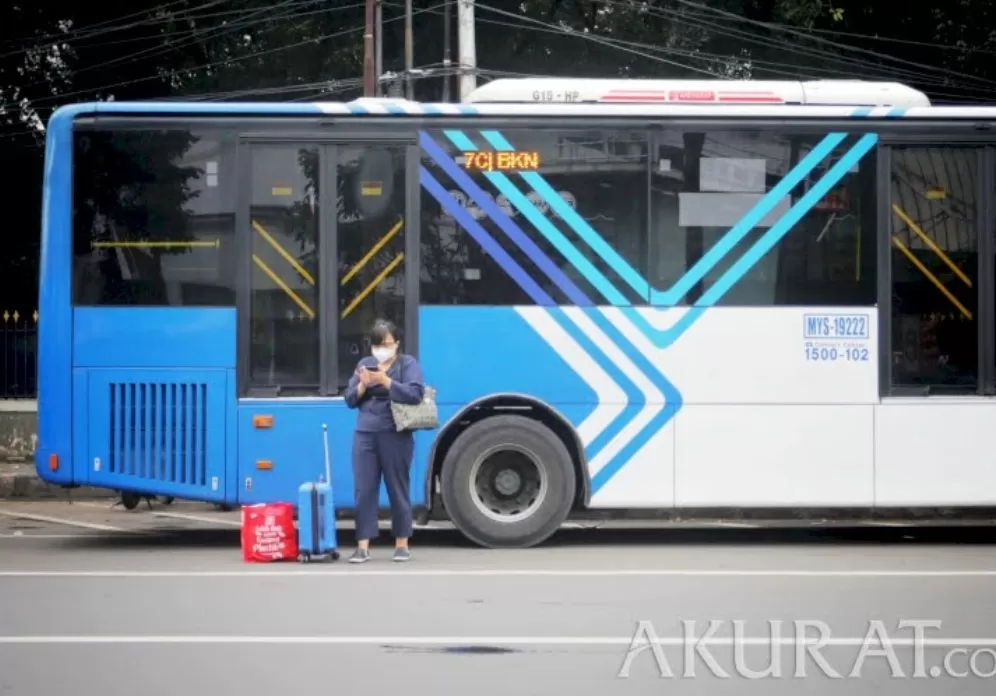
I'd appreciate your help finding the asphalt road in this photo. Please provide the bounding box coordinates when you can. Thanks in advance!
[2,501,996,694]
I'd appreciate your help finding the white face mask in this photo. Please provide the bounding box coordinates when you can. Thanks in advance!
[371,346,396,363]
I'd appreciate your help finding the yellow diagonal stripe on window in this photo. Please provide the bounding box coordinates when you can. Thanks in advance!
[252,220,315,286]
[340,253,404,320]
[92,240,219,248]
[252,254,315,320]
[892,204,972,288]
[341,219,404,285]
[892,236,972,320]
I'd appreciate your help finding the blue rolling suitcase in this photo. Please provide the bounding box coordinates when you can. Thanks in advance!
[296,423,340,563]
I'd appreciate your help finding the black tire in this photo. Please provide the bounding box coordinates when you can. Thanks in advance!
[120,491,140,511]
[440,415,575,549]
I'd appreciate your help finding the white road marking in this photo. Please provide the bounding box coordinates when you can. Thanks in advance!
[70,503,443,529]
[0,569,995,578]
[0,510,124,532]
[153,512,239,527]
[0,534,107,539]
[0,635,994,647]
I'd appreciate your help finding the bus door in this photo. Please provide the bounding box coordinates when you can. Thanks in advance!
[235,137,417,503]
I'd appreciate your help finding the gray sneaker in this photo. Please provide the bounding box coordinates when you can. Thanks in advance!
[348,548,371,564]
[392,547,410,562]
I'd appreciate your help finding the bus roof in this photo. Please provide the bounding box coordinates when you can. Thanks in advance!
[53,95,996,129]
[464,78,932,108]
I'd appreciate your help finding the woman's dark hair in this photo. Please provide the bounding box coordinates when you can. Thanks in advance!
[369,318,399,346]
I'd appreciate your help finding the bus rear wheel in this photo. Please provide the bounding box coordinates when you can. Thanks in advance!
[440,415,575,548]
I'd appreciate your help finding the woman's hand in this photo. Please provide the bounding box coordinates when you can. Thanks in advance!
[365,367,391,389]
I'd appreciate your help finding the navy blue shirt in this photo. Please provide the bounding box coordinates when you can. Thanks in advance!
[344,353,425,433]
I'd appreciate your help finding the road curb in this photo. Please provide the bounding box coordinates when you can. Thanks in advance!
[0,470,114,500]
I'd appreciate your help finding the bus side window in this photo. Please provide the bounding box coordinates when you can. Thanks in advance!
[72,128,237,308]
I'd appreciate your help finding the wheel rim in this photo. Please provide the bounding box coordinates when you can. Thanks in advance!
[468,443,548,524]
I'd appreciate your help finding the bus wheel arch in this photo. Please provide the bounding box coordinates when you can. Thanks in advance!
[426,395,590,548]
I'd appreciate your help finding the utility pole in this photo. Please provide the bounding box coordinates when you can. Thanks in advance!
[363,0,375,96]
[404,0,414,99]
[457,0,476,101]
[375,0,383,95]
[442,0,452,101]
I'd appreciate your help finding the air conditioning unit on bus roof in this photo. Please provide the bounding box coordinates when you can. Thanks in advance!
[464,78,931,107]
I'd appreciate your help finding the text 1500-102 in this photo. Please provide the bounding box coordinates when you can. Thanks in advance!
[805,346,869,362]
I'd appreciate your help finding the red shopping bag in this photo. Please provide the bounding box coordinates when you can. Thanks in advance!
[241,503,298,562]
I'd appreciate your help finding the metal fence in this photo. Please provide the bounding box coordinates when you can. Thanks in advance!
[1,309,37,399]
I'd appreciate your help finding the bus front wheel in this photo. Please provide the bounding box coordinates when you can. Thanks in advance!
[440,414,575,549]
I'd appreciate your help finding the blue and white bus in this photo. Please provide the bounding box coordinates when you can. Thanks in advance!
[36,78,996,547]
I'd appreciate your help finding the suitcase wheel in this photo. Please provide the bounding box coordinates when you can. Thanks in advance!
[330,550,340,561]
[298,553,310,563]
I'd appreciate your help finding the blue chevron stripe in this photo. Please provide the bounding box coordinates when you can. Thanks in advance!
[583,308,683,494]
[616,134,878,347]
[476,127,855,347]
[486,171,630,305]
[441,130,630,306]
[656,132,846,306]
[417,108,885,499]
[420,167,554,305]
[617,306,701,350]
[435,129,641,457]
[478,115,879,308]
[547,308,643,457]
[701,132,879,305]
[523,170,647,296]
[442,129,476,151]
[588,133,878,495]
[479,129,649,300]
[420,131,591,305]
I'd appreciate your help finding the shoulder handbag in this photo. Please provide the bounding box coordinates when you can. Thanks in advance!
[390,357,439,432]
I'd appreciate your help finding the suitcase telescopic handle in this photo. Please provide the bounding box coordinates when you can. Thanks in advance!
[321,423,332,485]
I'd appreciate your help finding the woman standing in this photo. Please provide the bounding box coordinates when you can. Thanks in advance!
[343,319,425,563]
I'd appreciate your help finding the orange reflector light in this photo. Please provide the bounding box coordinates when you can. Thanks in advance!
[256,460,273,470]
[48,454,59,471]
[253,415,273,428]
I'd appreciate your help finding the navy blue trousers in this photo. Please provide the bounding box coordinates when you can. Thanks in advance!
[352,429,415,541]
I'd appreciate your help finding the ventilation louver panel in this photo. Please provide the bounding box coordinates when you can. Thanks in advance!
[107,381,209,487]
